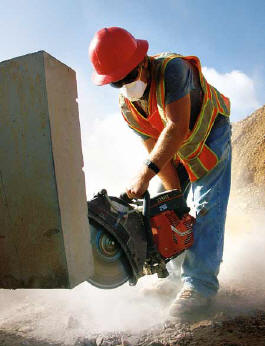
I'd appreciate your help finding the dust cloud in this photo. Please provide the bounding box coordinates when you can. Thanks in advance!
[0,275,165,343]
[0,202,264,344]
[216,203,265,314]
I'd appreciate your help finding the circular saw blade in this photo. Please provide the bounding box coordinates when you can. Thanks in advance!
[88,222,130,289]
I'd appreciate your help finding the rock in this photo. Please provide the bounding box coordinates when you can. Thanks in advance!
[75,338,97,346]
[190,320,213,331]
[121,335,139,345]
[96,335,104,346]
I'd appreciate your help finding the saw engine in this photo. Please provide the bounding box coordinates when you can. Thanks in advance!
[87,189,195,289]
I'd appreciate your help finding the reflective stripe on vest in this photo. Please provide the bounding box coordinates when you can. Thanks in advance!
[119,53,230,182]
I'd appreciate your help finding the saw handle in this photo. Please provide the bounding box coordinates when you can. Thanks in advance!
[142,191,158,254]
[119,191,148,204]
[119,192,133,204]
[142,190,150,219]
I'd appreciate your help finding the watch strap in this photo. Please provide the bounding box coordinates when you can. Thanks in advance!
[144,159,160,174]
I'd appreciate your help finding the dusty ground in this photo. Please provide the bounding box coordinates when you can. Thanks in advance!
[81,311,265,346]
[0,106,265,345]
[0,285,265,346]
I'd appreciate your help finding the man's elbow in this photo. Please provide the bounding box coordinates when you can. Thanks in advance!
[168,121,189,142]
[180,125,189,141]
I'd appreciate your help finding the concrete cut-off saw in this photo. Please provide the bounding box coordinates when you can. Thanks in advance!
[87,189,195,289]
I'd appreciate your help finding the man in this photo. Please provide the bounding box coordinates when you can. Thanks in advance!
[89,27,231,318]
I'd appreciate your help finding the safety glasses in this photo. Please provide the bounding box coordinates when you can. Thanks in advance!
[110,65,140,88]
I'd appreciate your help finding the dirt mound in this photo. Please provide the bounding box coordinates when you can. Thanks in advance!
[231,105,265,210]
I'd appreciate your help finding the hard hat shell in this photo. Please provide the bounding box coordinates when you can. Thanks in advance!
[89,27,149,86]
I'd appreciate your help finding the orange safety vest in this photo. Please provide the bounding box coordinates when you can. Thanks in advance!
[119,53,230,182]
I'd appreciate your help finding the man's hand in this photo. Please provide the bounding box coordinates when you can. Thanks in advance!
[126,165,155,199]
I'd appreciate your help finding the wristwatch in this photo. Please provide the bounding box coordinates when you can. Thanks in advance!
[144,159,160,174]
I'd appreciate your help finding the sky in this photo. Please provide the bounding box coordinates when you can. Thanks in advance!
[1,0,265,196]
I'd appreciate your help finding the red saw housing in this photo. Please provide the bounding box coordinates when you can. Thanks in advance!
[150,194,195,259]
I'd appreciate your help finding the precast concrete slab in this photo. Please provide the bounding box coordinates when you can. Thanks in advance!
[0,51,93,288]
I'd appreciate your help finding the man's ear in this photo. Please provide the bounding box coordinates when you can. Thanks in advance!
[143,55,149,68]
[142,56,150,83]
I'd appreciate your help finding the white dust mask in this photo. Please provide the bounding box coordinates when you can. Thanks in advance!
[120,79,147,101]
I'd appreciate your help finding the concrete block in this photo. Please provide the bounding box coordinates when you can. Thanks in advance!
[0,51,93,288]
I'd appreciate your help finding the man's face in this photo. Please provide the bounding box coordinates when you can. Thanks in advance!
[109,57,150,89]
[110,65,141,89]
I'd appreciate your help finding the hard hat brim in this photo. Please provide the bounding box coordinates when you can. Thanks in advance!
[92,39,149,86]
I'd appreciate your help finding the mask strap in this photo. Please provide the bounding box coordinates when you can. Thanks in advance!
[138,64,143,81]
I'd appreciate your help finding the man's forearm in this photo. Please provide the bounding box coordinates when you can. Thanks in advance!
[158,160,181,190]
[149,121,187,172]
[142,135,182,190]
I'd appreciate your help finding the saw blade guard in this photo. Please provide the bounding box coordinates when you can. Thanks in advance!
[87,190,147,289]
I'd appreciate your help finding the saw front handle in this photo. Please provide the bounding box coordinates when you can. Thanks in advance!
[119,192,134,204]
[120,191,159,255]
[119,191,145,207]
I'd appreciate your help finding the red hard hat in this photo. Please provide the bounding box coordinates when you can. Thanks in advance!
[89,27,149,86]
